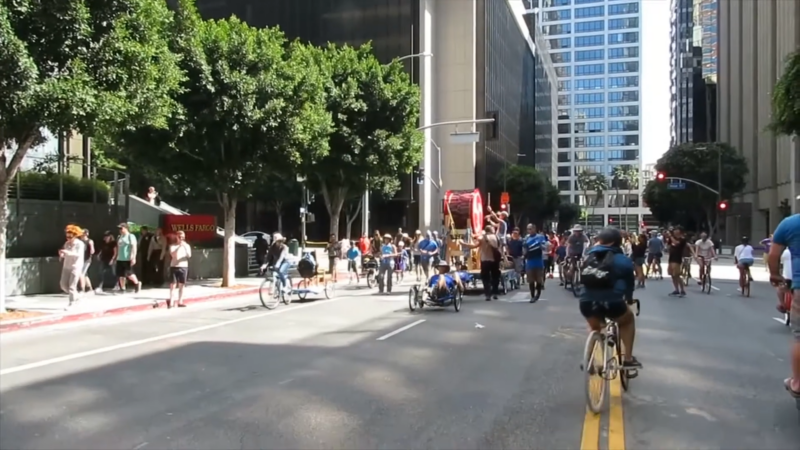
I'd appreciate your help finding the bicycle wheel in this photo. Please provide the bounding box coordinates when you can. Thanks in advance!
[282,276,294,305]
[323,280,335,299]
[259,278,280,310]
[297,278,309,300]
[582,331,607,414]
[615,333,629,392]
[743,280,750,297]
[704,272,712,294]
[572,270,581,298]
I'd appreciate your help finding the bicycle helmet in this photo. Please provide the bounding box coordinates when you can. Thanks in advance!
[741,236,749,244]
[596,227,623,247]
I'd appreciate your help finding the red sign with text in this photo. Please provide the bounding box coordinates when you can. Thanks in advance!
[161,214,217,241]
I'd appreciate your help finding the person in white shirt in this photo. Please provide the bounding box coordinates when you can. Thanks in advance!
[59,225,86,308]
[778,247,793,312]
[734,236,756,287]
[692,232,717,283]
[166,230,192,308]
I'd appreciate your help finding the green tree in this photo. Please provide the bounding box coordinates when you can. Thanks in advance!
[257,175,303,234]
[770,50,800,136]
[301,43,423,236]
[102,3,332,286]
[641,142,748,232]
[0,0,184,311]
[577,171,607,228]
[556,203,582,233]
[496,165,560,228]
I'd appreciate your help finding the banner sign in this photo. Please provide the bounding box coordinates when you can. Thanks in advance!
[161,214,217,241]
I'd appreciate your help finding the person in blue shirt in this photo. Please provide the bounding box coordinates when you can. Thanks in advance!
[507,228,525,283]
[768,214,800,397]
[427,260,463,298]
[346,244,361,284]
[417,231,439,280]
[377,234,399,293]
[523,223,548,302]
[579,227,641,371]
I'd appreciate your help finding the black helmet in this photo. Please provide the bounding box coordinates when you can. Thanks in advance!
[741,236,749,244]
[597,227,623,247]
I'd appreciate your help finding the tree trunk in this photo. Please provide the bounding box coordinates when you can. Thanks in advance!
[345,200,363,239]
[615,186,621,224]
[320,181,347,238]
[0,183,9,313]
[220,193,237,288]
[582,189,589,227]
[273,201,283,233]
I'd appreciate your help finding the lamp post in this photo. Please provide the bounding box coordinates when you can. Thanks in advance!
[360,52,433,238]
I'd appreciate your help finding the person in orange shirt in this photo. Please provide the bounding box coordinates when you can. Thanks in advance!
[358,233,370,266]
[547,232,559,279]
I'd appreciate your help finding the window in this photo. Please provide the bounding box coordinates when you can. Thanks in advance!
[558,108,571,120]
[608,120,639,131]
[608,32,639,45]
[574,107,604,119]
[608,91,639,102]
[608,135,640,146]
[548,38,571,49]
[575,93,604,104]
[557,166,571,177]
[574,0,602,4]
[558,80,571,92]
[575,63,604,76]
[609,105,639,117]
[575,151,604,162]
[545,0,572,6]
[557,180,572,191]
[608,17,639,30]
[575,20,604,33]
[575,78,604,90]
[608,46,639,59]
[608,76,639,88]
[575,164,605,176]
[544,24,572,35]
[607,149,639,161]
[558,94,571,106]
[608,62,639,73]
[558,137,571,148]
[608,2,639,15]
[574,121,604,133]
[575,136,604,148]
[555,66,572,77]
[557,151,571,163]
[558,123,571,134]
[575,35,604,47]
[543,10,571,21]
[574,5,604,18]
[575,49,604,61]
[551,51,572,63]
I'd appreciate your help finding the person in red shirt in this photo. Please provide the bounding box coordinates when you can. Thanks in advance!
[547,232,559,279]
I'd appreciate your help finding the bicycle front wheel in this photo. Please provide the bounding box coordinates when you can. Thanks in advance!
[583,331,607,414]
[259,278,280,310]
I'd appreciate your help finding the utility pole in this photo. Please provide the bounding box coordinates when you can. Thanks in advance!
[298,175,307,252]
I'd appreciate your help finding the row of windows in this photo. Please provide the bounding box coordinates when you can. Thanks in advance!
[557,151,640,164]
[550,32,640,50]
[544,19,638,36]
[557,135,640,148]
[608,17,639,30]
[554,47,638,64]
[559,105,640,120]
[558,120,640,134]
[608,2,639,15]
[574,5,604,19]
[575,20,605,33]
[568,62,640,76]
[561,77,638,91]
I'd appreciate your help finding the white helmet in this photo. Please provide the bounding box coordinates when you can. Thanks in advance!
[571,225,584,232]
[272,232,284,242]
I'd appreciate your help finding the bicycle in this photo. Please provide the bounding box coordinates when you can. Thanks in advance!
[780,281,792,326]
[737,263,751,297]
[647,257,663,280]
[580,299,641,414]
[259,266,293,310]
[698,257,714,294]
[680,257,692,287]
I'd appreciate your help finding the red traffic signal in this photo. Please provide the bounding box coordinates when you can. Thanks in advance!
[499,203,507,211]
[655,172,666,181]
[718,200,728,210]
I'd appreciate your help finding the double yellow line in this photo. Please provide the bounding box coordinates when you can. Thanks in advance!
[580,376,626,450]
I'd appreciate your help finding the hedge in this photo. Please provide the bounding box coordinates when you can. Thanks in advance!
[12,172,111,203]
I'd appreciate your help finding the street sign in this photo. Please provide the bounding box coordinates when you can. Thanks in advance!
[500,192,510,203]
[667,181,686,190]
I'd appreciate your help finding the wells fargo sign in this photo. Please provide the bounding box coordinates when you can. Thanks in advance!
[161,214,217,241]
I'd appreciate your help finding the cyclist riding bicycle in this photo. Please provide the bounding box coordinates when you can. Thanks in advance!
[693,232,717,284]
[667,227,688,297]
[263,232,290,293]
[734,236,755,286]
[579,227,642,372]
[646,231,664,276]
[566,225,589,278]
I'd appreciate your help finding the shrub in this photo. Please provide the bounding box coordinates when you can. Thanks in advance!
[13,172,111,203]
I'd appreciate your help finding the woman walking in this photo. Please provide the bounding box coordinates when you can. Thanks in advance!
[631,233,648,288]
[59,225,86,308]
[79,229,95,293]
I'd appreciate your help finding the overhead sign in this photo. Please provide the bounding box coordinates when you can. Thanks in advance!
[161,214,217,241]
[500,192,510,204]
[667,181,686,190]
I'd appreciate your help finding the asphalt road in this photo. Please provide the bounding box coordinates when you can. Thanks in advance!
[0,264,798,450]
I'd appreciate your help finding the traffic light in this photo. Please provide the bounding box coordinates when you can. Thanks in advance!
[608,217,615,224]
[500,203,510,214]
[718,200,728,211]
[655,172,666,182]
[416,167,425,185]
[487,111,499,140]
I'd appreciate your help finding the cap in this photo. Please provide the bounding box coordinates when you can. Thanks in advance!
[398,241,405,247]
[437,260,450,267]
[415,230,422,234]
[273,232,284,241]
[117,222,129,229]
[571,225,583,231]
[383,233,392,239]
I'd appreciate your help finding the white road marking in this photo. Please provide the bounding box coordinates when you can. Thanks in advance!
[0,296,348,376]
[773,317,788,325]
[376,319,426,341]
[278,378,294,385]
[133,443,149,450]
[710,285,720,291]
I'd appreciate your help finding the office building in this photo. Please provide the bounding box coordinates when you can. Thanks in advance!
[669,0,717,145]
[717,0,800,240]
[532,0,648,231]
[187,0,556,230]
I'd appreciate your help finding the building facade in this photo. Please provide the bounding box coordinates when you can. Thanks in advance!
[532,0,647,231]
[717,0,800,241]
[669,0,717,146]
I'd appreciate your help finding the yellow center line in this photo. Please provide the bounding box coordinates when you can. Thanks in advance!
[580,405,601,450]
[608,375,626,450]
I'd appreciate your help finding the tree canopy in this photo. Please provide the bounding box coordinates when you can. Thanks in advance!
[556,203,581,233]
[495,165,559,228]
[300,43,424,236]
[642,142,748,231]
[770,50,800,137]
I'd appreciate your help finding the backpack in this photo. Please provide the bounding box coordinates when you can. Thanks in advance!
[298,252,317,278]
[580,250,617,289]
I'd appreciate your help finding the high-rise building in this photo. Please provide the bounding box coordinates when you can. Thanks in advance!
[180,0,556,231]
[531,0,647,231]
[717,0,800,240]
[669,0,717,146]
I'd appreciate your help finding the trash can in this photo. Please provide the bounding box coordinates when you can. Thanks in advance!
[288,239,300,256]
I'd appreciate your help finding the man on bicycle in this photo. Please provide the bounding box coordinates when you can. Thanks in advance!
[646,231,664,277]
[579,227,641,371]
[768,215,800,398]
[692,232,717,284]
[667,227,688,297]
[264,233,290,293]
[566,225,589,280]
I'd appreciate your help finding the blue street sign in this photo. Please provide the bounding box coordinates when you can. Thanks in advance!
[667,181,686,190]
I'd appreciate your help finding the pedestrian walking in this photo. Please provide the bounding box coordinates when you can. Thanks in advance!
[166,231,191,308]
[95,231,116,292]
[114,223,142,293]
[78,229,95,293]
[59,225,86,308]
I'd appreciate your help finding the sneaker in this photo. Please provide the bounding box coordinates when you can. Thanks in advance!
[668,290,680,296]
[94,287,104,294]
[135,282,142,293]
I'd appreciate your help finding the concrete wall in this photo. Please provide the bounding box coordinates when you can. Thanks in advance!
[6,248,250,296]
[718,0,800,239]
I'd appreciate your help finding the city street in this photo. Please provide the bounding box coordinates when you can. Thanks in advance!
[0,264,798,450]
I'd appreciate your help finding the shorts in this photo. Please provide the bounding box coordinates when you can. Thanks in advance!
[633,257,645,266]
[792,291,800,341]
[512,256,524,274]
[579,300,628,321]
[413,254,421,265]
[646,253,662,264]
[328,256,338,273]
[526,267,544,283]
[115,260,133,277]
[738,258,754,267]
[81,260,92,276]
[348,260,358,272]
[170,267,188,284]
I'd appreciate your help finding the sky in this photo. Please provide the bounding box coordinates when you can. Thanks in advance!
[641,0,671,165]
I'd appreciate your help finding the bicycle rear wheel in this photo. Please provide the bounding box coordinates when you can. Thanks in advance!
[582,331,607,414]
[259,279,280,310]
[572,270,581,298]
[615,333,629,392]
